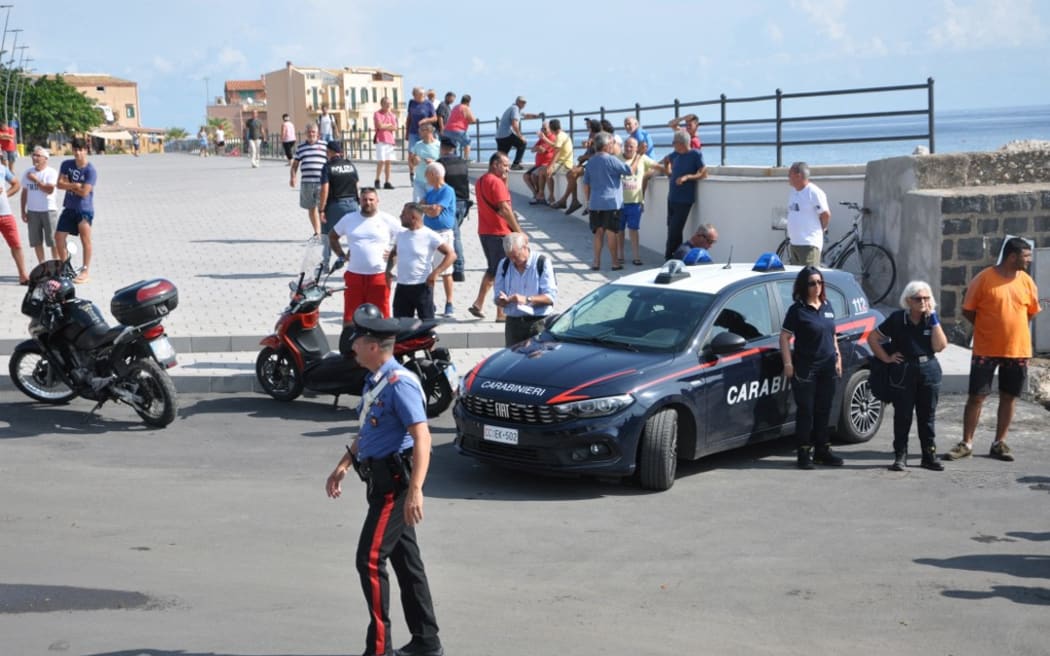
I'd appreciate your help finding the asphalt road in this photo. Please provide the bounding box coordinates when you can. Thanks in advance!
[1,390,1048,656]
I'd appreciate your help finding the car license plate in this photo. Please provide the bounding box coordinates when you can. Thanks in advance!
[444,363,459,391]
[149,336,177,364]
[483,424,518,445]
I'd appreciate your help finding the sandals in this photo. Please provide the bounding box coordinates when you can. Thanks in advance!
[468,305,485,319]
[632,259,644,266]
[74,268,90,284]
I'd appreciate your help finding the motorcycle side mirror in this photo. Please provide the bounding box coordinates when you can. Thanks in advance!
[66,241,79,259]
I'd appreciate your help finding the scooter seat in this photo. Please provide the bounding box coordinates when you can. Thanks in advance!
[396,318,438,341]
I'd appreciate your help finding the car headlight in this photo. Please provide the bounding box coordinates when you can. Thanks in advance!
[551,394,634,419]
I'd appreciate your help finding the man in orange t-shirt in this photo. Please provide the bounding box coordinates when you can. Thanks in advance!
[0,123,16,172]
[947,237,1041,462]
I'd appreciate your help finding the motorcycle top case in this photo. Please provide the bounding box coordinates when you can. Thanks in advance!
[111,279,179,326]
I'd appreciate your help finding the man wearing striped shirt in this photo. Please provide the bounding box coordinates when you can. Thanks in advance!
[291,123,330,237]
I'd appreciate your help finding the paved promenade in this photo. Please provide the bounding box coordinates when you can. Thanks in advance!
[0,152,974,393]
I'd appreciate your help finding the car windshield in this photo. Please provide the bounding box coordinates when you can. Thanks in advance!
[549,284,716,352]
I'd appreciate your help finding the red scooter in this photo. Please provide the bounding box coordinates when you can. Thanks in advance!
[255,243,457,417]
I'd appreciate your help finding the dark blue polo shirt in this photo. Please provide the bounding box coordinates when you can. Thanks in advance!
[877,309,936,359]
[782,300,837,367]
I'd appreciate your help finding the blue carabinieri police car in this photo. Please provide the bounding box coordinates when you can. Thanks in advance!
[454,255,885,490]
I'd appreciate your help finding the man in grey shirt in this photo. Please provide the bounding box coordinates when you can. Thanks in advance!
[495,96,539,170]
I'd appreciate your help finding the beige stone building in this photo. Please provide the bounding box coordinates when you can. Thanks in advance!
[62,74,142,129]
[262,61,404,140]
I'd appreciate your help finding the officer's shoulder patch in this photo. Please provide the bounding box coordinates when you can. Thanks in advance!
[387,373,400,384]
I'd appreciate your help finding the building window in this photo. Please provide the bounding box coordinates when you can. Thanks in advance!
[312,88,318,110]
[371,87,377,103]
[350,88,356,109]
[361,87,369,105]
[392,88,399,108]
[125,104,135,119]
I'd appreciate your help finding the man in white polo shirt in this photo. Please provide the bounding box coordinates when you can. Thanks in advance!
[329,187,402,321]
[786,161,830,266]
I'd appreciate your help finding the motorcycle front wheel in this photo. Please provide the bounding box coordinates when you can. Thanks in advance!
[419,361,454,418]
[123,359,178,427]
[9,349,77,404]
[255,347,304,401]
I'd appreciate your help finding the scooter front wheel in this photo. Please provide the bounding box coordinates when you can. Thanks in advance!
[256,347,304,401]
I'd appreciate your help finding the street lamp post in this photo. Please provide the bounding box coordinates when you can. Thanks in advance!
[2,28,22,122]
[14,58,30,143]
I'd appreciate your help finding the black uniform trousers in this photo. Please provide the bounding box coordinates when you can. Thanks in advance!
[791,357,837,449]
[356,465,440,655]
[495,134,527,165]
[891,357,941,454]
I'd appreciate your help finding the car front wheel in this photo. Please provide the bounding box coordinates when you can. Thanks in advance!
[638,408,678,491]
[836,369,883,443]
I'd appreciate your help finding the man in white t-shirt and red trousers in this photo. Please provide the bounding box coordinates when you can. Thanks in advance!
[387,202,456,320]
[785,161,830,266]
[328,187,402,321]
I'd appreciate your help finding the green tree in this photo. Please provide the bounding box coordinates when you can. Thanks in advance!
[165,126,189,141]
[206,116,231,135]
[19,74,104,145]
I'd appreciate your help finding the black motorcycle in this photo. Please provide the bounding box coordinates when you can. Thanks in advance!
[255,243,457,417]
[9,248,180,428]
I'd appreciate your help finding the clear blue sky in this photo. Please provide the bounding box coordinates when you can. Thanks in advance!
[12,0,1050,130]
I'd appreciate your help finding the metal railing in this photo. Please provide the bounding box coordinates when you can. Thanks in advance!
[462,79,935,166]
[179,79,935,166]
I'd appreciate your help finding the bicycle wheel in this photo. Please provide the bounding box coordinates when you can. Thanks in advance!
[836,243,896,304]
[775,237,791,263]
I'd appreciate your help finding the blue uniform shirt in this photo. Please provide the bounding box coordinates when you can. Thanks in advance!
[356,358,427,459]
[782,300,837,367]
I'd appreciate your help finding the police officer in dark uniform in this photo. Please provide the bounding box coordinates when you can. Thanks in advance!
[326,304,444,656]
[438,137,471,282]
[779,266,845,469]
[867,280,948,471]
[319,140,360,270]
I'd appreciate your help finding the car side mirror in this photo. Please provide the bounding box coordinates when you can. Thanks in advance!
[708,331,747,355]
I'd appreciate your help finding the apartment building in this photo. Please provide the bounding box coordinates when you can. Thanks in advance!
[262,61,404,139]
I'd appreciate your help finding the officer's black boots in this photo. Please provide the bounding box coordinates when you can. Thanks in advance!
[813,446,844,467]
[889,451,907,471]
[797,446,815,470]
[920,445,944,471]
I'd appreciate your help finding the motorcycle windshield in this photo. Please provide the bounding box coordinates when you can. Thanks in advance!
[299,239,325,277]
[28,260,67,285]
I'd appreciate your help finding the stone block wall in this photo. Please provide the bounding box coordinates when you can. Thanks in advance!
[936,187,1050,342]
[864,149,1050,347]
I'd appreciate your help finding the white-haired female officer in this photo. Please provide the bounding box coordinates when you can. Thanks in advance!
[867,280,948,471]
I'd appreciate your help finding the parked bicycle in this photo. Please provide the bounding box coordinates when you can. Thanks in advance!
[775,201,896,304]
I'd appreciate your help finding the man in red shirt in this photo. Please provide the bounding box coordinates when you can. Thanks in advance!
[469,152,521,321]
[0,123,17,172]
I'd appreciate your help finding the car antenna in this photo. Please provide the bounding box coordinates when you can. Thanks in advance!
[723,245,734,269]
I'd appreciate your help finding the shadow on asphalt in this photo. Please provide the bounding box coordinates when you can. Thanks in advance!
[916,549,1050,606]
[1,401,166,438]
[178,394,359,426]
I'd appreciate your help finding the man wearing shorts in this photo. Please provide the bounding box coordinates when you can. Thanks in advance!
[0,161,26,283]
[0,122,17,172]
[947,237,1041,462]
[388,202,455,320]
[328,188,402,321]
[543,119,575,206]
[55,138,97,284]
[291,123,328,237]
[619,137,659,266]
[373,96,397,190]
[280,114,296,165]
[470,152,522,321]
[582,132,632,271]
[245,109,265,168]
[20,146,59,263]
